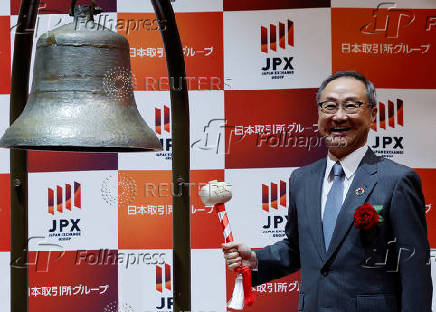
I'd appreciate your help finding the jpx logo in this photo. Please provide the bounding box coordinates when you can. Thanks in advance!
[370,98,404,158]
[262,180,287,212]
[155,263,173,310]
[259,20,295,80]
[261,180,288,237]
[48,182,81,215]
[155,105,172,157]
[360,3,415,38]
[261,19,294,53]
[47,182,82,241]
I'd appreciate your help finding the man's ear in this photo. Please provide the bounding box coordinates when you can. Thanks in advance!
[371,105,377,124]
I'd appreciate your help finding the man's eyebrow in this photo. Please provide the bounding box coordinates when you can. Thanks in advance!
[320,96,339,102]
[343,96,361,101]
[322,96,361,101]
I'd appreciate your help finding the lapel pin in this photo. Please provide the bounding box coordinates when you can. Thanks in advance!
[355,187,365,196]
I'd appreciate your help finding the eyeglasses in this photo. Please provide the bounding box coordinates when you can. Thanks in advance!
[318,100,366,114]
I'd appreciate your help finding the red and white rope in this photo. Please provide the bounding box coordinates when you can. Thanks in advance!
[215,203,234,243]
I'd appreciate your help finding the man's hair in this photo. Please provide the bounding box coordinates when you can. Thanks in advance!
[316,70,377,108]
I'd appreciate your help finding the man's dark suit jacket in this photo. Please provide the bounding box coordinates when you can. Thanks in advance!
[252,148,432,311]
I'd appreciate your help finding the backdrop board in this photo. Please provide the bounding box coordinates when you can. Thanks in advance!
[0,0,435,311]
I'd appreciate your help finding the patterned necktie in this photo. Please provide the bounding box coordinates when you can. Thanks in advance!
[323,162,345,251]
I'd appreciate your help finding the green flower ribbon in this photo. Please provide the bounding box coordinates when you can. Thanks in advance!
[373,205,384,223]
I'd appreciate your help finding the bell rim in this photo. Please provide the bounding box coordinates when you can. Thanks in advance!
[0,143,163,153]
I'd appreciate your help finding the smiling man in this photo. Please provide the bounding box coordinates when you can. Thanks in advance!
[223,71,432,311]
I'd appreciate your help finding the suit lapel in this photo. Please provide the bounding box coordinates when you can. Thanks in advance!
[324,149,379,262]
[304,159,327,261]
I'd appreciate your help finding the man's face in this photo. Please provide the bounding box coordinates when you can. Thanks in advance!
[317,77,377,159]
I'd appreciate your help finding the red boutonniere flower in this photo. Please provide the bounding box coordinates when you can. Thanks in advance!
[353,203,383,230]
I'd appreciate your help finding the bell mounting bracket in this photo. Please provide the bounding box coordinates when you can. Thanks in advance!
[69,0,103,18]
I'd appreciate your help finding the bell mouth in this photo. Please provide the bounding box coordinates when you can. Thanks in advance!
[0,145,163,153]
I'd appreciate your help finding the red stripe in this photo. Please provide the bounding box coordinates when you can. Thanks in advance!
[165,264,171,291]
[270,24,277,52]
[74,182,81,209]
[280,180,287,207]
[388,100,395,128]
[48,188,54,215]
[262,184,269,212]
[279,22,285,49]
[65,184,71,210]
[164,105,170,133]
[57,186,63,213]
[261,26,268,53]
[288,20,294,47]
[379,102,386,130]
[271,182,278,209]
[397,99,404,126]
[155,108,161,134]
[156,265,162,292]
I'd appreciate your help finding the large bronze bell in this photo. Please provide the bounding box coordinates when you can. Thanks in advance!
[0,5,162,152]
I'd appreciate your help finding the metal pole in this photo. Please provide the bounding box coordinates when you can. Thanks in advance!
[9,0,40,311]
[151,1,191,311]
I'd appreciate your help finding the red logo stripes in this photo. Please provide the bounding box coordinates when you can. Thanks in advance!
[261,20,294,53]
[372,99,404,131]
[48,182,81,215]
[156,263,171,293]
[155,105,171,135]
[262,180,287,212]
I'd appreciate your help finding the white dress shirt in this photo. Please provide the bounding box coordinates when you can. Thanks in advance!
[321,144,369,220]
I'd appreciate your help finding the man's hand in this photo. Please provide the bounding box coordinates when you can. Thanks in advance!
[222,241,257,271]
